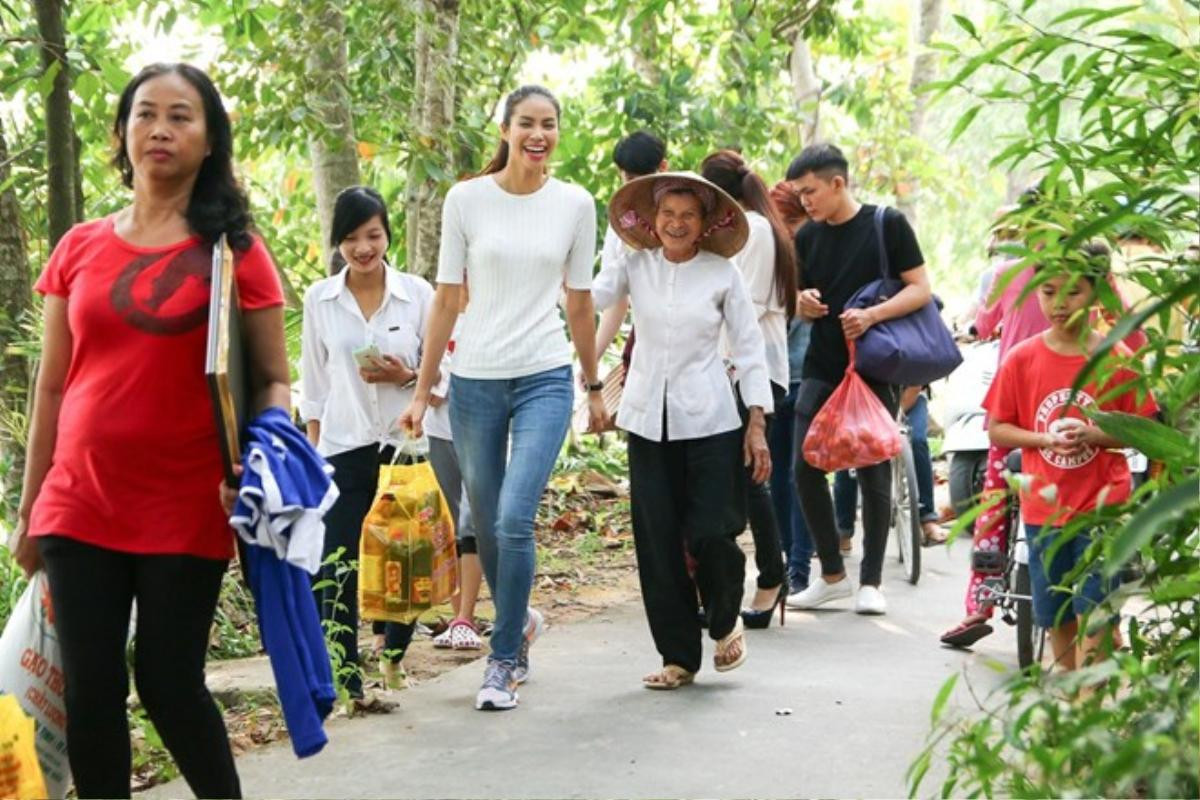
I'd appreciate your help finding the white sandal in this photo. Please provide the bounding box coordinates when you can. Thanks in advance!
[435,619,482,651]
[714,618,747,672]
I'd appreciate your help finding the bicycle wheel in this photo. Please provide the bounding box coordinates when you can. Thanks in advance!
[891,440,921,585]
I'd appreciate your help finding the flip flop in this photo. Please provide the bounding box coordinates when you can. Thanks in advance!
[642,664,695,690]
[714,618,747,672]
[940,619,993,648]
[922,522,949,547]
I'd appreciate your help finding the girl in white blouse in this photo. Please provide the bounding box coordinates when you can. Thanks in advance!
[300,186,431,701]
[592,172,771,689]
[701,150,797,629]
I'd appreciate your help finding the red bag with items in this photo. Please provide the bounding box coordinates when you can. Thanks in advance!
[803,340,904,472]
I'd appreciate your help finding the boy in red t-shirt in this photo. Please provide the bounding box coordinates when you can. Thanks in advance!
[983,243,1156,671]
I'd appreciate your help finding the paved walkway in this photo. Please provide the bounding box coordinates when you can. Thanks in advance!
[151,539,1023,799]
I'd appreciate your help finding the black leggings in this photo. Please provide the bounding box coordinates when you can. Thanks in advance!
[738,382,788,590]
[37,535,239,799]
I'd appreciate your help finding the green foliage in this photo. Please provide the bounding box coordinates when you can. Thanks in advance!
[209,566,262,661]
[912,3,1200,797]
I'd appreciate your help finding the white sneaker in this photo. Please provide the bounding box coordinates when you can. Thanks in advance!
[512,608,545,685]
[786,577,852,609]
[475,660,519,711]
[855,585,888,615]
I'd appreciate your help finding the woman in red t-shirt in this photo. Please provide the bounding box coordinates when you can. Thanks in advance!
[10,64,288,799]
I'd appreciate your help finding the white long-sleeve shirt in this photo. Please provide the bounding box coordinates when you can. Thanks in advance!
[731,210,789,391]
[299,266,434,457]
[436,175,596,379]
[591,248,772,442]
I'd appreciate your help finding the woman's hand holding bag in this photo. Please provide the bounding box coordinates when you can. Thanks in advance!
[802,340,904,473]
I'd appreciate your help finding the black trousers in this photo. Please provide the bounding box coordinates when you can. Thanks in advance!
[738,382,788,590]
[37,535,240,799]
[628,427,747,673]
[319,445,414,697]
[793,378,899,586]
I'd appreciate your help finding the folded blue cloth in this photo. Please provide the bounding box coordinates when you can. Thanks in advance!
[231,406,339,574]
[231,407,338,758]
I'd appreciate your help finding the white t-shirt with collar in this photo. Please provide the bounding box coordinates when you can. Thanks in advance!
[436,175,596,379]
[299,265,434,457]
[591,247,773,442]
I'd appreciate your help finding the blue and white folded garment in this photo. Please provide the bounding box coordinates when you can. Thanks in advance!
[229,406,339,759]
[230,406,339,575]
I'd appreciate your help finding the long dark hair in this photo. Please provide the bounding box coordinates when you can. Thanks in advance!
[478,85,561,176]
[701,150,797,319]
[113,63,254,251]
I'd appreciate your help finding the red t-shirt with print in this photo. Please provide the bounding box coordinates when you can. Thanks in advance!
[30,217,284,559]
[983,333,1157,526]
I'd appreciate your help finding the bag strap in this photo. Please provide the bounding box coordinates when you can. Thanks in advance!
[385,435,428,465]
[874,205,890,281]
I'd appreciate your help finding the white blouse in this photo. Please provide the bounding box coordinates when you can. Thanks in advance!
[732,210,789,391]
[299,266,434,457]
[592,248,773,442]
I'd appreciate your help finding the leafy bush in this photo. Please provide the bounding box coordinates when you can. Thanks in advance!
[910,3,1199,797]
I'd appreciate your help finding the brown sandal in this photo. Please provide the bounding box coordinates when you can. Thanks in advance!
[642,664,696,690]
[714,618,747,672]
[922,521,949,547]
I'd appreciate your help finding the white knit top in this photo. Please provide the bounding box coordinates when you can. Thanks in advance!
[435,175,597,379]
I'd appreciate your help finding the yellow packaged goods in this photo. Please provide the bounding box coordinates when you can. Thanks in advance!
[0,694,49,800]
[0,573,70,798]
[359,457,458,624]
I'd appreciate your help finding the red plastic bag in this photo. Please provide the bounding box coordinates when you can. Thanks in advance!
[803,340,904,472]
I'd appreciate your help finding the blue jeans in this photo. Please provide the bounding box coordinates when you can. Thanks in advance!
[449,365,573,663]
[906,394,938,522]
[770,382,813,587]
[1026,524,1114,629]
[833,470,858,537]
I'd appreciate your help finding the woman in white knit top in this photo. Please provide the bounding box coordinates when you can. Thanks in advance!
[401,85,608,711]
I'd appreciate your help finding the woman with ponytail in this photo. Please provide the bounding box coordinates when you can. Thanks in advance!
[400,85,608,711]
[701,149,796,628]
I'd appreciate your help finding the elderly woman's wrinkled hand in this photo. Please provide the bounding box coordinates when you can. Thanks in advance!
[586,392,612,433]
[743,410,771,484]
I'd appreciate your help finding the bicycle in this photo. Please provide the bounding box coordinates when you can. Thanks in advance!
[972,451,1046,669]
[890,411,922,585]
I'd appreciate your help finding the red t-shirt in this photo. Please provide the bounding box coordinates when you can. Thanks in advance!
[30,217,284,559]
[983,334,1157,525]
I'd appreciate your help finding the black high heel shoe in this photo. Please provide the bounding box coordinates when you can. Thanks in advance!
[741,583,788,629]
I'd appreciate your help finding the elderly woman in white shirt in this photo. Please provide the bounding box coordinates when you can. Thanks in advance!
[593,172,772,689]
[299,186,433,701]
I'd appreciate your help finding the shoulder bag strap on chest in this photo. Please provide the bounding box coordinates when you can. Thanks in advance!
[874,205,890,281]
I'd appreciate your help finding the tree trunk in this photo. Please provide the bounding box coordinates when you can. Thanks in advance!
[789,32,821,147]
[406,0,460,279]
[306,0,361,275]
[32,0,78,249]
[631,14,661,85]
[898,0,944,222]
[0,120,33,474]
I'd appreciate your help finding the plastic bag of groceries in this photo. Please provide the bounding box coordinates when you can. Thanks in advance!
[0,694,49,799]
[0,572,70,797]
[803,340,904,473]
[359,448,458,624]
